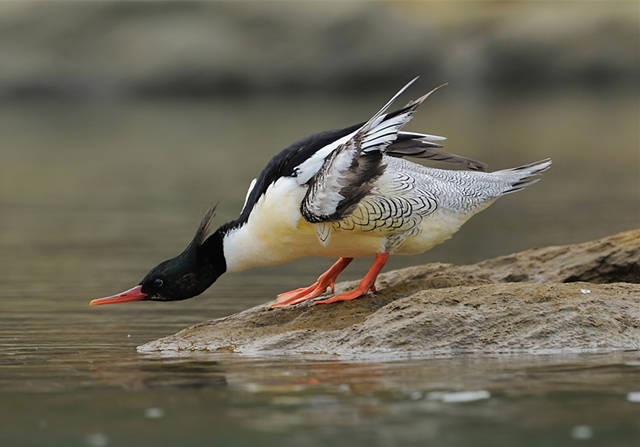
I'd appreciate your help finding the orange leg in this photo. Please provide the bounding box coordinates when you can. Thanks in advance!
[275,257,353,302]
[313,253,389,305]
[270,257,353,308]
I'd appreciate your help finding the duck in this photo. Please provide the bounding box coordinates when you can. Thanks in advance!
[90,77,551,308]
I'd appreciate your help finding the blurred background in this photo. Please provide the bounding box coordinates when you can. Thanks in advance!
[1,2,639,446]
[1,1,637,302]
[1,2,638,98]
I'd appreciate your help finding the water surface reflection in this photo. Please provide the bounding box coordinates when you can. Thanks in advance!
[1,92,638,446]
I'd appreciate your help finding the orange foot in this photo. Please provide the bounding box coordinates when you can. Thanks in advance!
[270,257,353,308]
[313,253,389,305]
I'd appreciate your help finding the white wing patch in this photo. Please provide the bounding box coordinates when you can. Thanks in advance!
[292,77,424,186]
[301,79,445,225]
[241,178,257,212]
[360,108,416,153]
[302,146,356,219]
[293,131,356,184]
[399,131,447,142]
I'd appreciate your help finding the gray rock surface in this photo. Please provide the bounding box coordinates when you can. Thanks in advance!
[138,229,640,356]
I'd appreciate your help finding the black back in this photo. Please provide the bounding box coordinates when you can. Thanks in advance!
[218,123,362,233]
[217,110,486,234]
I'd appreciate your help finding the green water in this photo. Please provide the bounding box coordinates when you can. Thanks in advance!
[1,91,639,445]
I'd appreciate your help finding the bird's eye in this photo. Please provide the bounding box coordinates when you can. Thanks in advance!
[153,279,164,288]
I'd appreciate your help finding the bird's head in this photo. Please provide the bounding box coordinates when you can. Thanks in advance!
[90,207,226,306]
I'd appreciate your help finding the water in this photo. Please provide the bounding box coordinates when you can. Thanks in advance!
[4,351,640,446]
[1,90,639,445]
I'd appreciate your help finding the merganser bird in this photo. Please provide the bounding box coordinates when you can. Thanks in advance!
[90,77,551,308]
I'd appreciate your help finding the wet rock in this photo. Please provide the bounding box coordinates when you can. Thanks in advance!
[410,227,640,286]
[138,229,640,356]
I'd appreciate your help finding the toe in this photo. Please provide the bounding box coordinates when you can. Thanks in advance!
[313,289,364,305]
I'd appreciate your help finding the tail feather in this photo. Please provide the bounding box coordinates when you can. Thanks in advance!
[496,158,552,194]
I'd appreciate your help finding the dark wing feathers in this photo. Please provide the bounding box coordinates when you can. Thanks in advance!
[220,124,360,232]
[301,148,385,223]
[224,81,487,232]
[388,135,488,172]
[301,80,434,223]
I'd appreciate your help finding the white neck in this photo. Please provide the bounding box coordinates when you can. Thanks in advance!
[222,177,308,272]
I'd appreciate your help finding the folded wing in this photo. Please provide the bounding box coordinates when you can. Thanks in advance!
[301,79,441,224]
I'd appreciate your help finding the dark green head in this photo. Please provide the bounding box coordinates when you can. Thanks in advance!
[90,208,226,306]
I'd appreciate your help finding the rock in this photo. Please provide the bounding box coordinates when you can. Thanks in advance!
[396,227,640,287]
[138,229,640,356]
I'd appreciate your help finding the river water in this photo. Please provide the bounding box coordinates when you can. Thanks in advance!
[1,90,639,445]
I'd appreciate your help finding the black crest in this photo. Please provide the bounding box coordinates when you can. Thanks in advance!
[187,205,217,252]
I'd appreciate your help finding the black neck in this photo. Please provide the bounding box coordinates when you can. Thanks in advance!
[200,227,227,275]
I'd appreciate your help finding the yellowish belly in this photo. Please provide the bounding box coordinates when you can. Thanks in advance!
[295,219,385,258]
[223,177,471,272]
